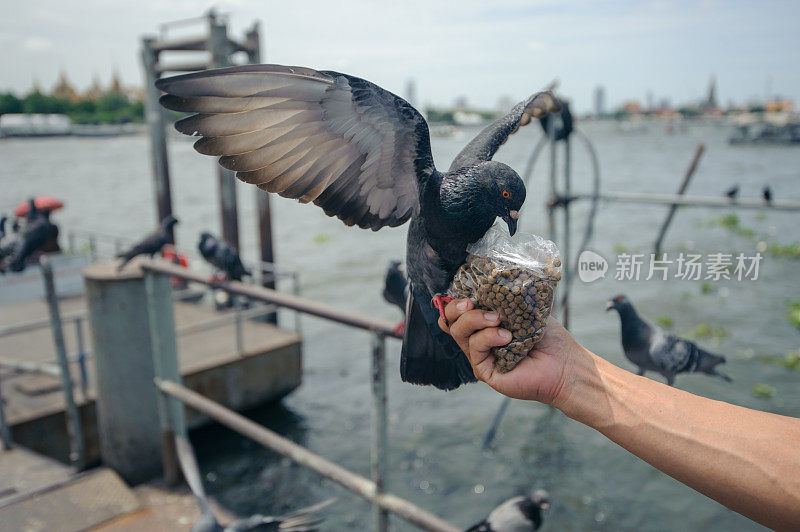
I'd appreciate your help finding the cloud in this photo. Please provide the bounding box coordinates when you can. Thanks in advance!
[23,36,52,52]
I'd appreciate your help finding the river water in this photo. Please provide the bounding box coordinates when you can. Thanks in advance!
[1,120,798,530]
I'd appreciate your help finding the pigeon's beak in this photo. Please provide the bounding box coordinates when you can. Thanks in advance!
[605,300,614,312]
[502,210,519,236]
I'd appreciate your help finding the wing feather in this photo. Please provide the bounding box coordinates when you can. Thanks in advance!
[157,64,434,230]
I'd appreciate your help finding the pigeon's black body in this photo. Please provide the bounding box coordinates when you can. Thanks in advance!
[763,185,773,203]
[198,232,251,281]
[6,209,58,272]
[607,295,732,386]
[466,491,549,532]
[157,64,558,390]
[725,185,739,199]
[382,260,408,312]
[0,215,6,243]
[117,215,178,271]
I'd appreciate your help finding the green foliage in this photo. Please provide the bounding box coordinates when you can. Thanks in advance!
[768,243,800,259]
[0,89,143,124]
[655,315,673,329]
[709,213,756,238]
[751,383,775,398]
[613,244,628,253]
[688,322,728,340]
[758,350,800,371]
[787,301,800,330]
[311,233,333,245]
[700,282,715,294]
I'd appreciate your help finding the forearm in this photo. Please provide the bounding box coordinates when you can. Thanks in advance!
[556,348,800,531]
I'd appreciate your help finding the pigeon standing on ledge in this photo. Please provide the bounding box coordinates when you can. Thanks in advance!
[198,232,251,282]
[763,186,772,203]
[117,215,178,271]
[157,64,559,390]
[607,295,732,386]
[724,185,739,200]
[467,490,550,532]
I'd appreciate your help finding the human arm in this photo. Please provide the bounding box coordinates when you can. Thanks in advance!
[439,299,800,531]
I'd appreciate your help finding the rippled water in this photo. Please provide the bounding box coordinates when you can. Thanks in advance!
[2,120,798,530]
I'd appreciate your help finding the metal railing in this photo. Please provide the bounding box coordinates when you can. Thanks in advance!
[140,260,459,532]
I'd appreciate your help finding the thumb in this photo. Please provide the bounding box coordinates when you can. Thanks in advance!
[465,327,512,382]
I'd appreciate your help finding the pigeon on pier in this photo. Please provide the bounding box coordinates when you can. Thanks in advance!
[4,208,58,272]
[383,260,409,334]
[466,490,550,532]
[157,64,559,390]
[724,185,739,200]
[606,295,732,386]
[763,186,772,204]
[198,232,251,282]
[116,215,178,271]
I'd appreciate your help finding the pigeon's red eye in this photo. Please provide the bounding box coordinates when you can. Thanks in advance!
[501,190,511,199]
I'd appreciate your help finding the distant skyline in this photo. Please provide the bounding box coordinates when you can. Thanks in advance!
[1,0,798,113]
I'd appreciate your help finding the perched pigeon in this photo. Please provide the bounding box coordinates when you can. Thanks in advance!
[466,490,550,532]
[383,260,408,312]
[6,209,58,272]
[383,260,409,334]
[607,294,732,386]
[157,64,559,390]
[763,185,772,203]
[116,215,178,271]
[724,185,739,200]
[0,215,7,243]
[174,435,331,532]
[198,232,251,281]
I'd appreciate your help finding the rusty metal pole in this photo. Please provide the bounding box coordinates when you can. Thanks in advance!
[371,333,389,532]
[653,143,706,255]
[141,37,175,243]
[208,13,240,249]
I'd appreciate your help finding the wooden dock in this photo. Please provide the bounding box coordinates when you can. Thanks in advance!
[0,293,302,464]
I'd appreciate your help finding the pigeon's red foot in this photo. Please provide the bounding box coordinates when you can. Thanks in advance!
[431,294,453,326]
[393,321,405,336]
[207,272,227,286]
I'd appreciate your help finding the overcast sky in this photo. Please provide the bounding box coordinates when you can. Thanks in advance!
[1,0,798,112]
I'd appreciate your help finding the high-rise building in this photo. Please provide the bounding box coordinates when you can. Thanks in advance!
[593,85,605,116]
[405,79,417,109]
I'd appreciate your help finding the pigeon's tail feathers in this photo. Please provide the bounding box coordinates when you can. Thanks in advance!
[695,348,732,382]
[400,289,476,390]
[116,253,134,272]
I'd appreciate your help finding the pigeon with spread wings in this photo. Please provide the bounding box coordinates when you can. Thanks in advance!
[157,64,559,390]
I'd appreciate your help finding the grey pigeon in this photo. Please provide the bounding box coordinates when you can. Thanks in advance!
[466,490,549,532]
[198,232,251,282]
[0,215,7,243]
[607,295,732,386]
[157,64,559,390]
[6,208,58,272]
[116,215,178,271]
[382,260,408,312]
[763,185,772,203]
[724,185,739,200]
[174,435,331,532]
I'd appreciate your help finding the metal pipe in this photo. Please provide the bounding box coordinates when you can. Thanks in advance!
[89,236,97,262]
[0,358,60,377]
[653,143,706,255]
[41,257,85,470]
[371,334,389,532]
[142,261,401,338]
[155,379,459,532]
[234,297,244,356]
[569,191,800,211]
[0,373,12,450]
[75,318,88,400]
[547,118,557,242]
[0,312,85,338]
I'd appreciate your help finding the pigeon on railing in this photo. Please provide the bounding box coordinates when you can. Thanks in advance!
[383,260,408,334]
[5,209,58,273]
[724,185,739,200]
[466,490,550,532]
[158,64,559,390]
[763,185,773,204]
[116,215,178,271]
[606,294,732,386]
[198,232,251,282]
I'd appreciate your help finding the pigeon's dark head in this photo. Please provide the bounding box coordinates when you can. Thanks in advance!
[606,294,631,312]
[161,215,179,229]
[442,161,526,241]
[199,232,213,244]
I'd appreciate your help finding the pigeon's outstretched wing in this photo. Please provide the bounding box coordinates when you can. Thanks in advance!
[449,91,560,171]
[157,64,433,231]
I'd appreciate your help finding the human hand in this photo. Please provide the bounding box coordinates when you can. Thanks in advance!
[438,298,586,405]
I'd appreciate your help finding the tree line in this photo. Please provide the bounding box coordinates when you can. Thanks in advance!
[0,90,144,124]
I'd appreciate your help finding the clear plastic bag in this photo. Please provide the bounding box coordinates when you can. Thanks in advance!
[447,225,561,372]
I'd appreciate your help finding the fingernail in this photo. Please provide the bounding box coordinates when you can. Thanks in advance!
[484,312,498,322]
[498,329,512,340]
[457,299,469,311]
